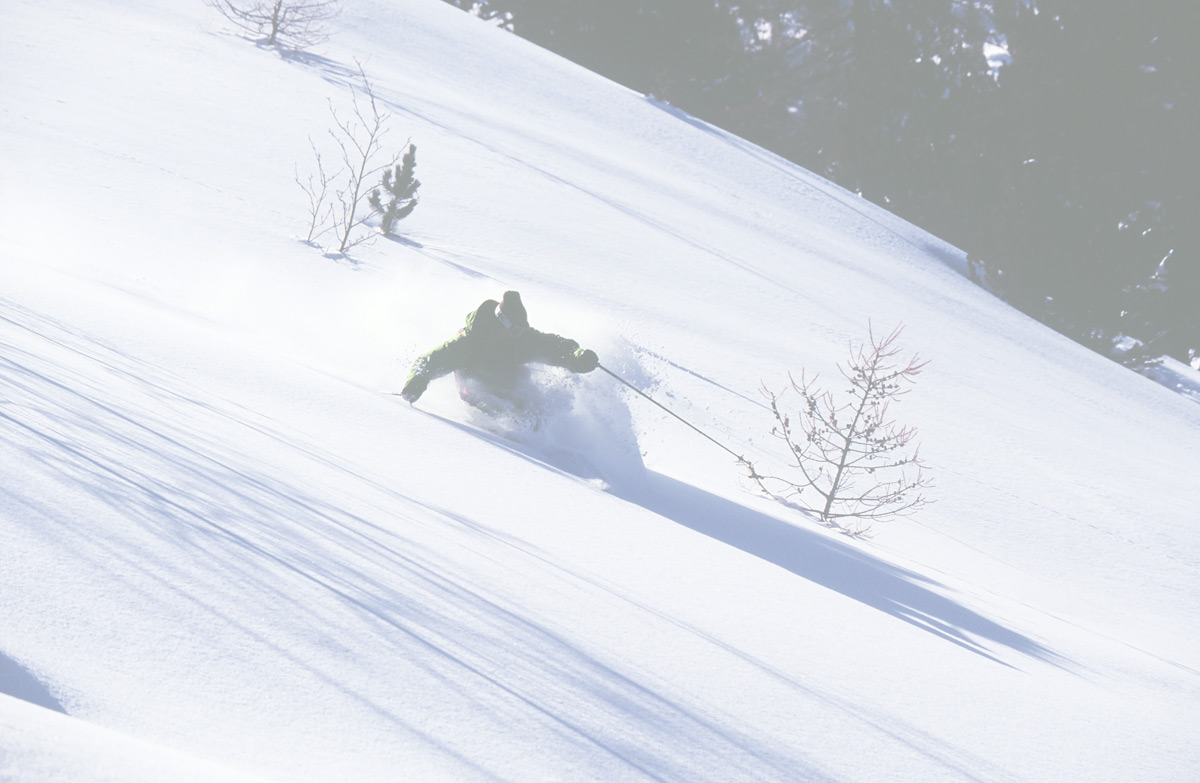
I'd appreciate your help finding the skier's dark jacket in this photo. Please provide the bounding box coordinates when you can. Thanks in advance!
[402,298,595,400]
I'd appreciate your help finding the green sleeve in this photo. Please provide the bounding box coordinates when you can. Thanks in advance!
[406,332,476,382]
[520,330,582,369]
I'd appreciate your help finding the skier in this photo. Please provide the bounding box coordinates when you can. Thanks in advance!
[399,291,600,405]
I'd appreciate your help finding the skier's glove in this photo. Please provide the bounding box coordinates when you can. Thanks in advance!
[400,373,429,403]
[573,348,599,373]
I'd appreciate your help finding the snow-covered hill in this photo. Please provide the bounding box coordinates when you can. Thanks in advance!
[2,1,1198,781]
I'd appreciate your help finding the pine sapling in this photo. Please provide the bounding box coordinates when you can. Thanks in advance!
[368,143,420,236]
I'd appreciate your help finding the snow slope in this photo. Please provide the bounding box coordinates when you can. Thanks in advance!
[2,1,1198,781]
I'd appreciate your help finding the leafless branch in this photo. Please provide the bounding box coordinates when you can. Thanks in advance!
[295,63,407,256]
[206,0,341,50]
[746,322,933,535]
[326,63,403,254]
[295,137,338,244]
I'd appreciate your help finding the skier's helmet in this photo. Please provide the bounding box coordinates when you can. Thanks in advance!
[497,290,529,329]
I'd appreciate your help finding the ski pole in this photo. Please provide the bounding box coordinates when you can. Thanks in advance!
[597,363,748,464]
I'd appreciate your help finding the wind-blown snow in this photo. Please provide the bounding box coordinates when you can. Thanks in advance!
[2,1,1198,781]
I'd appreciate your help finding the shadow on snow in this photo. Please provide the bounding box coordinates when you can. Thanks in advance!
[0,299,827,783]
[0,293,1066,782]
[617,473,1062,669]
[0,650,66,713]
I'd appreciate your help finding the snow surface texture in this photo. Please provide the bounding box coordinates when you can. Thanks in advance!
[2,1,1198,781]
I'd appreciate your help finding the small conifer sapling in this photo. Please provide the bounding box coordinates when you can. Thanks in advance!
[369,144,420,236]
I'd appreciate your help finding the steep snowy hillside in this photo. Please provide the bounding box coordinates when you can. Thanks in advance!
[2,1,1198,781]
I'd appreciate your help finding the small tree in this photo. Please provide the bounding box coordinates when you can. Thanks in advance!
[747,323,932,535]
[206,0,341,49]
[368,143,420,236]
[297,64,407,255]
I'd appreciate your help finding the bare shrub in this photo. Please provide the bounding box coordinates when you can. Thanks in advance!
[206,0,341,50]
[746,323,932,535]
[297,64,407,255]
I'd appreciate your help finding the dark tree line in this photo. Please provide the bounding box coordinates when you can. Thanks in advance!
[443,0,1197,371]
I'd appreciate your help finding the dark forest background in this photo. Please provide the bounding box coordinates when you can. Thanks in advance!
[441,0,1198,374]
